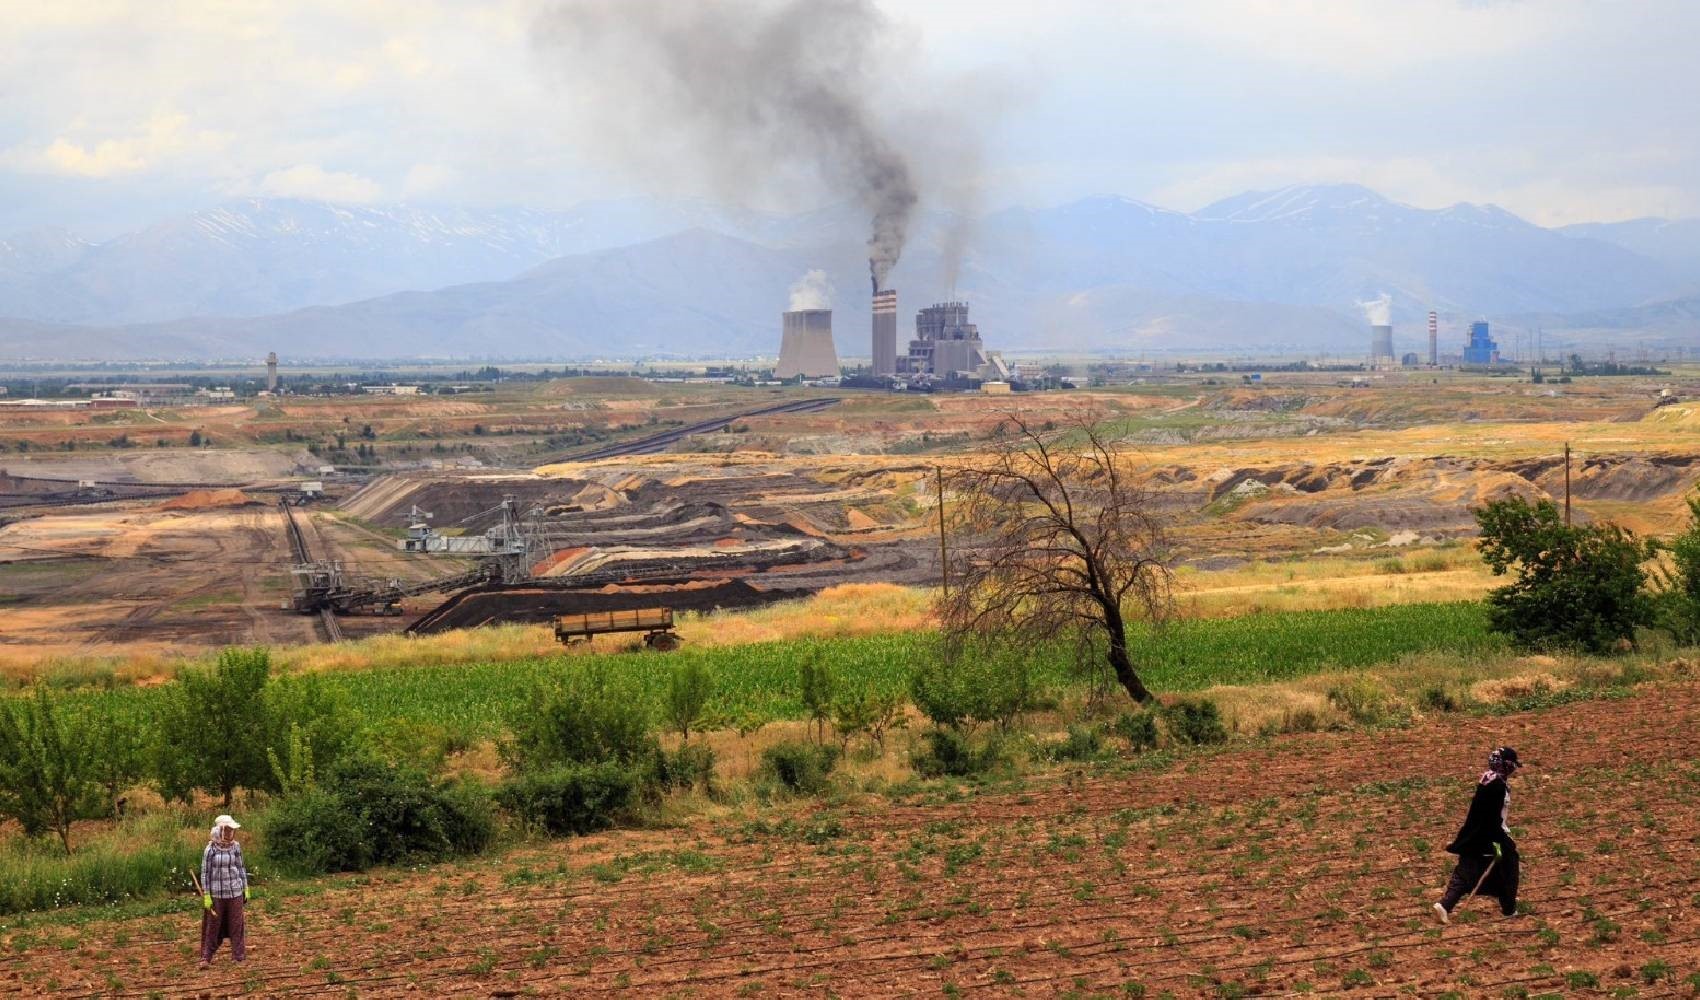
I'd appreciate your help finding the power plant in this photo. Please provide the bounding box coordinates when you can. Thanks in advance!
[871,287,898,376]
[903,301,988,377]
[775,309,838,379]
[1463,320,1499,365]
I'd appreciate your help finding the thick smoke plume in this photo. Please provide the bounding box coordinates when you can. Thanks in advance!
[1357,292,1393,326]
[535,0,918,291]
[787,269,833,311]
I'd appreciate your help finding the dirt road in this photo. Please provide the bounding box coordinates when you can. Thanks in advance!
[9,684,1700,996]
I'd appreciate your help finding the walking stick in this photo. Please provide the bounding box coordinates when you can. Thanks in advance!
[1467,857,1498,900]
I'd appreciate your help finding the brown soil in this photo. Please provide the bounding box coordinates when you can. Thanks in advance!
[157,488,255,511]
[10,684,1700,996]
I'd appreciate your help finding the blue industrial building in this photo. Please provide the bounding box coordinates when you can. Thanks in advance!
[1463,321,1498,365]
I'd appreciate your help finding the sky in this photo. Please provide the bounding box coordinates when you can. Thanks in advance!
[1,0,1696,239]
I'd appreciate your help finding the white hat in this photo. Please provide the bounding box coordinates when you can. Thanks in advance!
[214,814,241,830]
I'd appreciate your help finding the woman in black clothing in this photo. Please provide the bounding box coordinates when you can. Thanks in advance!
[1434,746,1521,924]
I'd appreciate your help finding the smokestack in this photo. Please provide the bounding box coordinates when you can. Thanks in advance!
[872,284,898,376]
[1371,324,1394,366]
[265,351,279,392]
[1427,312,1438,366]
[776,309,838,379]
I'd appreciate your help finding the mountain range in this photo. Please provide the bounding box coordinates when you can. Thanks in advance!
[0,185,1695,361]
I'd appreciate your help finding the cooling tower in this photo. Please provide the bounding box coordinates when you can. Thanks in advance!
[1371,324,1394,364]
[872,289,898,376]
[776,309,838,379]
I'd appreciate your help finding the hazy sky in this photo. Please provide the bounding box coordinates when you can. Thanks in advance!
[1,0,1696,238]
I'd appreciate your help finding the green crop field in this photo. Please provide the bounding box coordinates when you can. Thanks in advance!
[64,602,1500,736]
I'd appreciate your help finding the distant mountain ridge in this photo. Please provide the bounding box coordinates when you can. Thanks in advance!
[0,185,1694,360]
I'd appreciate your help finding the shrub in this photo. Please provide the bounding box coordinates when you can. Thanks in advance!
[1475,496,1653,653]
[910,643,1037,731]
[1418,685,1463,713]
[1111,709,1159,750]
[263,672,360,787]
[265,755,494,875]
[909,728,1006,778]
[497,763,636,836]
[760,740,840,795]
[1162,698,1228,746]
[646,742,717,794]
[505,665,657,771]
[1326,676,1404,724]
[830,685,907,750]
[1043,724,1105,762]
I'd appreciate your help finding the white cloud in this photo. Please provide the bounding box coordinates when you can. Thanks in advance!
[255,165,384,203]
[1,112,223,178]
[402,163,456,198]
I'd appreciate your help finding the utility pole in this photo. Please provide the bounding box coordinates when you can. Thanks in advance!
[936,465,948,600]
[1564,443,1572,526]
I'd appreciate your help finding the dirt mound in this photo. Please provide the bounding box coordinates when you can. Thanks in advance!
[158,488,254,511]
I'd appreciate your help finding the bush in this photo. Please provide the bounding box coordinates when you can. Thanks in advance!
[760,740,839,795]
[1043,724,1105,762]
[1162,698,1227,746]
[505,665,658,771]
[497,763,636,836]
[910,643,1037,731]
[265,756,494,875]
[909,728,1006,778]
[1475,497,1653,653]
[1418,685,1463,713]
[799,656,837,744]
[1326,676,1404,724]
[830,685,907,750]
[1111,709,1159,750]
[646,742,717,794]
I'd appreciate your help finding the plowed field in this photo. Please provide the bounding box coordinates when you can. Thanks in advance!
[10,684,1700,997]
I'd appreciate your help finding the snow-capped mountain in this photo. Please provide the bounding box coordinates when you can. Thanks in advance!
[0,184,1693,360]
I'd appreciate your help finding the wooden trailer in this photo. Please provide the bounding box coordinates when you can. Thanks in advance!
[554,607,681,650]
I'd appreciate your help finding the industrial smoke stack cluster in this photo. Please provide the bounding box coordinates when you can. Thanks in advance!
[871,285,898,376]
[776,309,838,379]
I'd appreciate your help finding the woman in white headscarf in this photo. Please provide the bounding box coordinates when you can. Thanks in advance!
[199,814,249,969]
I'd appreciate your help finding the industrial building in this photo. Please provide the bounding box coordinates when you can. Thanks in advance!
[775,309,838,379]
[1463,321,1499,365]
[871,289,898,376]
[902,302,987,377]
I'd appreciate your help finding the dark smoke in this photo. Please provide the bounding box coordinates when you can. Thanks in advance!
[535,0,918,291]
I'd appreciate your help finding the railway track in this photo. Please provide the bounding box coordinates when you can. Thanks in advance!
[279,499,345,642]
[551,396,840,463]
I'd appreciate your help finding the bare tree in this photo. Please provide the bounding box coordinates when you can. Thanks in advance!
[938,411,1175,703]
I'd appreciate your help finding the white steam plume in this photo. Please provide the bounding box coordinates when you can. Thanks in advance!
[1357,292,1393,326]
[787,269,833,311]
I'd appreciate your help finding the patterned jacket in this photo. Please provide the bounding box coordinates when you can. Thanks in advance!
[202,841,248,899]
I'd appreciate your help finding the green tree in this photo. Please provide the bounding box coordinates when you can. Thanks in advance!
[664,661,714,742]
[1475,496,1653,652]
[1658,489,1700,643]
[0,686,97,853]
[798,656,836,744]
[153,647,274,807]
[80,701,145,818]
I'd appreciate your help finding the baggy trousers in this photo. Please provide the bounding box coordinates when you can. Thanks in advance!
[1440,850,1519,915]
[200,896,246,962]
